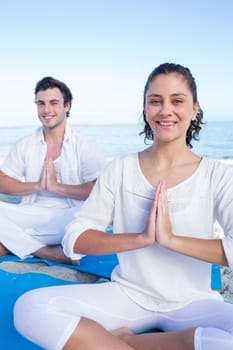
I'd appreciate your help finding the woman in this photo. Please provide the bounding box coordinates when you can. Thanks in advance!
[14,63,233,350]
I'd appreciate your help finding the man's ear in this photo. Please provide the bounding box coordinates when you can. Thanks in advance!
[65,101,71,112]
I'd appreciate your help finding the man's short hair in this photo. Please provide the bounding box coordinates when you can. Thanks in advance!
[35,77,73,117]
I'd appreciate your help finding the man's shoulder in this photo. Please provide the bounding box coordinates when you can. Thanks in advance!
[8,128,43,155]
[15,127,42,145]
[65,124,96,145]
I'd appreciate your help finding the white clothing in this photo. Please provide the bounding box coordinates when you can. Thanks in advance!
[14,153,233,349]
[0,202,79,258]
[14,282,233,350]
[35,156,68,207]
[64,154,233,312]
[0,124,105,258]
[1,124,105,207]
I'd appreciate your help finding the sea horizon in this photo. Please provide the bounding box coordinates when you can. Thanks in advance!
[0,120,233,164]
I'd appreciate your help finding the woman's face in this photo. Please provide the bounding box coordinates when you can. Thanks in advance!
[144,72,199,145]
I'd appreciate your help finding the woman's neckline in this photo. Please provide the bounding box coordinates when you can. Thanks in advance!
[135,152,204,191]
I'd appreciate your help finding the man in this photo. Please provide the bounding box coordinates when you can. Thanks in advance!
[0,77,105,263]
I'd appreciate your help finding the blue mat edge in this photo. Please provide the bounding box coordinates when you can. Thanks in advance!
[0,253,119,279]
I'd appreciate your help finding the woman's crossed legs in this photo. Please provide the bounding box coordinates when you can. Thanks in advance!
[14,281,233,350]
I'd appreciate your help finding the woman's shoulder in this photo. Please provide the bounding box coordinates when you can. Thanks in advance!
[200,157,233,182]
[201,157,233,170]
[101,153,139,179]
[106,152,138,168]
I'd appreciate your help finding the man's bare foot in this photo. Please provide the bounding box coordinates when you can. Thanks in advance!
[34,246,80,265]
[0,243,11,257]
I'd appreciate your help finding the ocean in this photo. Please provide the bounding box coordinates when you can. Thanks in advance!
[0,121,233,163]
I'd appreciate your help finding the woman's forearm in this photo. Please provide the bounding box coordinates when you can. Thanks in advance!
[74,230,151,255]
[165,235,228,266]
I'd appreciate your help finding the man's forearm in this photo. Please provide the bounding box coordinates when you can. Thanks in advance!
[48,180,96,200]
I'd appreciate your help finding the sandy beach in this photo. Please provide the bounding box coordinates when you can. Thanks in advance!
[0,257,233,303]
[221,267,233,303]
[0,260,100,283]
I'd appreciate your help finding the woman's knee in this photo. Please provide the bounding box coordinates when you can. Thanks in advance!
[14,288,50,335]
[14,290,36,332]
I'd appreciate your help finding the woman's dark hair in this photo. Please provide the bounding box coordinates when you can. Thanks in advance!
[34,76,73,118]
[140,63,204,148]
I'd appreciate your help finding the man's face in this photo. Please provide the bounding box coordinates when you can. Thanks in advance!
[35,88,70,130]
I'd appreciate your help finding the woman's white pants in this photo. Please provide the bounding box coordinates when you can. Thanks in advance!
[14,281,233,350]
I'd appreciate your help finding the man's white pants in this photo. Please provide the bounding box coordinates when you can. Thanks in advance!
[0,201,79,258]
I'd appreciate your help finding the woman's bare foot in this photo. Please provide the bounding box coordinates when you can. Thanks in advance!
[113,328,195,350]
[33,246,80,265]
[0,243,11,257]
[112,327,134,342]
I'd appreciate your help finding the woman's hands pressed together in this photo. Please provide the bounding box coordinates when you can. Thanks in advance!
[147,181,227,265]
[143,180,174,249]
[155,180,174,248]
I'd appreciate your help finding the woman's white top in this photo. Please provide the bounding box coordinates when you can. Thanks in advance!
[63,154,233,312]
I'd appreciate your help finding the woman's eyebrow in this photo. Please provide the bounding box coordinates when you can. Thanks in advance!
[147,93,161,98]
[147,93,187,98]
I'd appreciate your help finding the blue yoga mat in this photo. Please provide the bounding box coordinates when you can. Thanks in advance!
[0,254,118,349]
[0,270,76,350]
[0,253,119,279]
[0,254,222,349]
[0,254,222,289]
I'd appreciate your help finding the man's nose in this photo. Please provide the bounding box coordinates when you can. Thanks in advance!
[44,103,51,113]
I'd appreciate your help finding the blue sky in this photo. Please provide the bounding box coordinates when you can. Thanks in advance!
[0,0,233,126]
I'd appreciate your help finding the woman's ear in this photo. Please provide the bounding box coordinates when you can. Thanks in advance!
[192,102,200,120]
